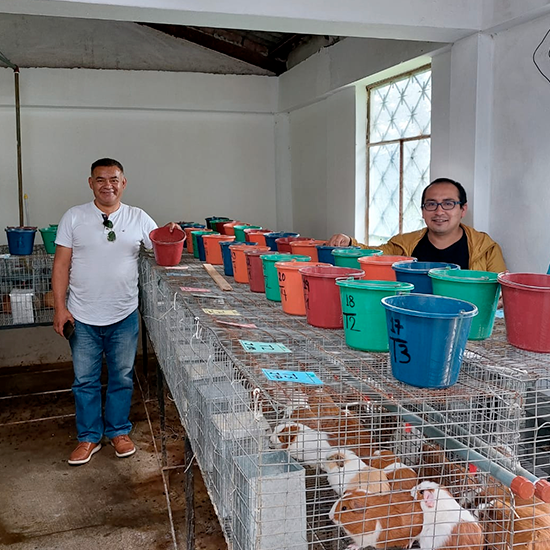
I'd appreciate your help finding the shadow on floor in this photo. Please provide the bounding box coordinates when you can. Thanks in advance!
[0,358,228,550]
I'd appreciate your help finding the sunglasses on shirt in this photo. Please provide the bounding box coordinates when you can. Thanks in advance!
[101,214,116,242]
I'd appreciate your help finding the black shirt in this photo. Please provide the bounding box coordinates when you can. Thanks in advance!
[412,230,469,269]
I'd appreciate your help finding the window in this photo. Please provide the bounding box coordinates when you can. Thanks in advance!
[366,67,431,245]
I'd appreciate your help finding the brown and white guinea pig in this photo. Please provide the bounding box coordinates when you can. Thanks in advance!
[330,487,423,549]
[368,449,400,470]
[383,462,418,493]
[411,481,483,550]
[270,422,332,467]
[322,448,391,495]
[475,490,550,550]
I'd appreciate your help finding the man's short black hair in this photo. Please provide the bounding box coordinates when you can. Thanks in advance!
[421,178,467,206]
[91,158,124,175]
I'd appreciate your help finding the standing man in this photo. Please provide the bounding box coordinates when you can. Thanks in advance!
[53,158,162,465]
[328,178,506,272]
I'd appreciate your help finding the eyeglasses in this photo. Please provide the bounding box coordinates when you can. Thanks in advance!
[101,214,116,242]
[422,200,462,211]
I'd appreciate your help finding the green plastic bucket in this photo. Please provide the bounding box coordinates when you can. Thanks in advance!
[190,230,214,259]
[336,279,414,352]
[332,248,382,269]
[260,253,310,301]
[39,226,57,254]
[428,269,500,340]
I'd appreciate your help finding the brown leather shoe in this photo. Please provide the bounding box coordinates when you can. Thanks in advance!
[111,434,136,458]
[68,441,102,465]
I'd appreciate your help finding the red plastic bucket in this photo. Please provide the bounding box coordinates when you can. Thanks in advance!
[359,255,416,281]
[498,272,550,352]
[246,249,276,293]
[149,226,186,266]
[275,236,312,253]
[275,261,329,315]
[299,266,364,328]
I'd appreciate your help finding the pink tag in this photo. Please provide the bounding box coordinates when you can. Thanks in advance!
[216,320,257,329]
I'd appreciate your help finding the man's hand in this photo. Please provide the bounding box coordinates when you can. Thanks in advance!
[164,222,180,233]
[53,307,74,337]
[327,233,351,247]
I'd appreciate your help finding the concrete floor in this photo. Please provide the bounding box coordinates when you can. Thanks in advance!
[0,359,228,550]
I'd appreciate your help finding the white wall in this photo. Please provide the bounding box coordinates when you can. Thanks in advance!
[0,68,279,241]
[491,13,550,272]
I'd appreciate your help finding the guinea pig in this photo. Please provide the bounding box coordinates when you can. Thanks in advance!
[322,448,390,495]
[330,487,423,549]
[411,481,483,550]
[383,462,418,492]
[270,422,332,466]
[368,449,400,470]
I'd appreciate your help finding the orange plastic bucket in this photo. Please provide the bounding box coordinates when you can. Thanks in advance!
[275,236,313,253]
[149,226,186,266]
[275,261,330,315]
[245,248,275,292]
[223,221,244,236]
[498,272,550,352]
[183,225,204,253]
[289,239,326,262]
[358,255,416,281]
[231,244,270,283]
[244,228,272,245]
[299,265,364,328]
[203,234,235,265]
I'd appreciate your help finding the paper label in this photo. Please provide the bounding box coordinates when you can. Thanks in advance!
[240,340,292,353]
[262,369,323,385]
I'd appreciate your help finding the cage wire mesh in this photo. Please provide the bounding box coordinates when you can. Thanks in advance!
[0,245,55,327]
[139,248,550,550]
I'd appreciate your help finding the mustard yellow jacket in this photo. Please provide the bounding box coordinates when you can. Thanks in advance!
[352,224,506,273]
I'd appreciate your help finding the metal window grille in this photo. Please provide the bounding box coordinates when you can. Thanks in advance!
[367,66,432,245]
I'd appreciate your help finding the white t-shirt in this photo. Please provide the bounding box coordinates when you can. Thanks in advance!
[56,201,157,326]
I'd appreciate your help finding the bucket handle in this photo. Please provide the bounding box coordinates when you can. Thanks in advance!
[498,271,550,291]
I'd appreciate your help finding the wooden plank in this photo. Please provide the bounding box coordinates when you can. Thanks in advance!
[202,263,233,291]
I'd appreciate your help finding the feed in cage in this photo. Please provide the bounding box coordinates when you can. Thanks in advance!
[139,250,550,550]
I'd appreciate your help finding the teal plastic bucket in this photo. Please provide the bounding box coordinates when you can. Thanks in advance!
[39,226,57,254]
[332,247,382,269]
[336,279,414,352]
[428,269,500,340]
[261,253,310,301]
[5,227,37,255]
[381,294,478,388]
[392,261,460,294]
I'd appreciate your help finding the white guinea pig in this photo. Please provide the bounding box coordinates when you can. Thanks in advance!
[270,421,332,466]
[322,448,390,495]
[411,481,483,550]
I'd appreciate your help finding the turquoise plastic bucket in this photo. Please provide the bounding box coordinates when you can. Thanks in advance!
[39,226,58,254]
[336,279,414,352]
[316,245,360,265]
[381,294,478,388]
[5,227,37,255]
[428,269,500,340]
[332,248,382,269]
[261,253,310,301]
[392,261,460,294]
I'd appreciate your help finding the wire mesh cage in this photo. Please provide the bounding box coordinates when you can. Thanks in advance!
[139,249,550,550]
[0,244,54,327]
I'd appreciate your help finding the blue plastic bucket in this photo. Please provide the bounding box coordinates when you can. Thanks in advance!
[264,232,299,251]
[221,240,258,277]
[381,294,478,388]
[316,245,360,265]
[5,227,37,255]
[392,261,460,294]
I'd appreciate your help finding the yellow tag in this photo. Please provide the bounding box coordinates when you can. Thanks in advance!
[202,308,241,316]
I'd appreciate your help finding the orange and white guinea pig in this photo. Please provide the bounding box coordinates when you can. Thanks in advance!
[411,481,483,550]
[330,487,422,549]
[322,448,390,495]
[270,422,332,466]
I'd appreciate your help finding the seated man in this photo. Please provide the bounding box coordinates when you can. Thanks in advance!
[328,178,506,272]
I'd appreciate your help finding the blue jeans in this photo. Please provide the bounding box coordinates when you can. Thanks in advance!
[70,310,139,442]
